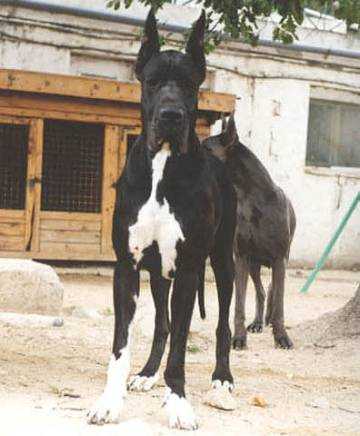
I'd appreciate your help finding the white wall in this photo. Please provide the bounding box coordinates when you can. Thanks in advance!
[1,2,359,268]
[212,71,360,268]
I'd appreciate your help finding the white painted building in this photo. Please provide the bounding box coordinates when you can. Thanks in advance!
[0,0,359,268]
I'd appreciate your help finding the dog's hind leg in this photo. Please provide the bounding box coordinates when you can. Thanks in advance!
[128,272,170,392]
[88,261,139,425]
[163,269,198,430]
[210,247,234,388]
[247,262,265,334]
[232,255,249,350]
[266,258,293,349]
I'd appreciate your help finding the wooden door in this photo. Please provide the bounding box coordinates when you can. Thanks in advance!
[100,126,139,258]
[37,119,106,259]
[0,116,42,253]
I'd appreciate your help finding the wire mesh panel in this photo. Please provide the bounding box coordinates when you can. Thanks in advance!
[41,120,104,213]
[0,122,29,210]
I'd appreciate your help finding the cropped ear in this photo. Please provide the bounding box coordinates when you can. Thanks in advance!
[222,112,238,147]
[185,10,206,84]
[135,9,160,79]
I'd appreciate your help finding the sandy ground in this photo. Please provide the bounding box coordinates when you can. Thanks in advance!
[0,268,359,436]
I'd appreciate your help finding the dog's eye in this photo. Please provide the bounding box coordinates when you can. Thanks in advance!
[147,78,159,89]
[179,79,195,92]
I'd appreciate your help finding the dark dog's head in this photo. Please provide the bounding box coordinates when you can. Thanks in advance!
[202,113,238,162]
[135,9,206,155]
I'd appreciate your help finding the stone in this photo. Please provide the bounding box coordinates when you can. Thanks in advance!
[250,395,268,408]
[71,306,101,320]
[0,259,63,315]
[0,312,63,327]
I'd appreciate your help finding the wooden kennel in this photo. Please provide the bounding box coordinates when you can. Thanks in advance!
[0,69,235,261]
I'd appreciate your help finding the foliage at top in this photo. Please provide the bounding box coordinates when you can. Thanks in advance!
[106,0,360,51]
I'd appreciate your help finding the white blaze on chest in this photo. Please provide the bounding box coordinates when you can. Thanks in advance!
[128,145,185,279]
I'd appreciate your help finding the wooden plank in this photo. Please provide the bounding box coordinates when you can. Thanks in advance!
[0,93,140,122]
[40,211,102,221]
[40,219,101,231]
[29,119,43,253]
[101,125,119,254]
[0,210,25,219]
[0,69,140,105]
[0,104,141,127]
[0,114,31,125]
[0,222,25,237]
[41,230,100,244]
[40,242,101,255]
[0,69,236,113]
[23,119,38,252]
[0,236,24,251]
[0,94,219,129]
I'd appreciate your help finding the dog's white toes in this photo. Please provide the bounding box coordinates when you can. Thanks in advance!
[212,379,234,392]
[163,388,198,430]
[206,380,236,411]
[87,392,124,425]
[127,373,159,392]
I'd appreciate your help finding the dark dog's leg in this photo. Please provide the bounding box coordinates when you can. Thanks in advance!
[266,259,293,349]
[163,269,198,430]
[265,280,273,326]
[210,250,234,388]
[88,261,139,424]
[247,262,265,333]
[128,272,170,391]
[232,256,249,350]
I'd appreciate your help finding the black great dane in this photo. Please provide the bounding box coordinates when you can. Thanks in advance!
[203,115,296,350]
[87,10,236,430]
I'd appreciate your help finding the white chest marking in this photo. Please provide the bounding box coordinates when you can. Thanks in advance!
[128,146,185,279]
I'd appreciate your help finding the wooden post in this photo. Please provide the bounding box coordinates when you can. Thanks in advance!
[101,125,120,254]
[24,118,43,251]
[30,119,44,253]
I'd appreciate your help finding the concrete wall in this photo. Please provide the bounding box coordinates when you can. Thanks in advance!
[1,1,359,268]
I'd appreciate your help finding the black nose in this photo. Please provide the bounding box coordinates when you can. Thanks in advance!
[159,107,184,123]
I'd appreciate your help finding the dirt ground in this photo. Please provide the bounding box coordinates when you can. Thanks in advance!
[0,268,359,436]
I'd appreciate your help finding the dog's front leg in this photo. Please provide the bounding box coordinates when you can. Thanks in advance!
[128,272,171,392]
[163,269,198,431]
[88,261,139,425]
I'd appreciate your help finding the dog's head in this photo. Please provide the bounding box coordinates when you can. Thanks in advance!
[135,9,206,155]
[203,113,238,162]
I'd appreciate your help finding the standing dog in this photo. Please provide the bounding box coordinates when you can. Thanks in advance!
[203,115,296,350]
[87,10,236,430]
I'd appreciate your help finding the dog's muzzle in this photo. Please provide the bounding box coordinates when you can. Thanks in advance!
[150,106,188,155]
[159,107,184,124]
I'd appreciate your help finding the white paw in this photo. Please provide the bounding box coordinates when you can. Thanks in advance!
[212,379,234,392]
[205,380,236,411]
[87,392,124,425]
[127,373,159,392]
[163,388,198,430]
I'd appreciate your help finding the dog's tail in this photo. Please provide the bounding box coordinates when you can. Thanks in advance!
[197,262,206,319]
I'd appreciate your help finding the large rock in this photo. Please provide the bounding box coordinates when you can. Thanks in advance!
[0,259,63,315]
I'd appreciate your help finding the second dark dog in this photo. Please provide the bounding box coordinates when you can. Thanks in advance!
[203,114,296,349]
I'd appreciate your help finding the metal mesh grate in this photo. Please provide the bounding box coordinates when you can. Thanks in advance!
[41,120,104,213]
[0,123,29,210]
